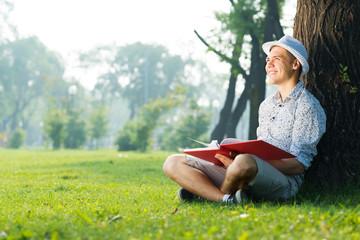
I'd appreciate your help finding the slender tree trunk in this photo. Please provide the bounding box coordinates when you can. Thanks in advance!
[129,103,136,120]
[228,0,284,139]
[226,79,250,138]
[210,33,243,141]
[294,0,360,188]
[264,0,284,40]
[247,0,284,140]
[247,34,265,140]
[211,71,238,141]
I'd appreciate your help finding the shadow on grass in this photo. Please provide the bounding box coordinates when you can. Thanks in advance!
[286,181,360,207]
[172,181,360,209]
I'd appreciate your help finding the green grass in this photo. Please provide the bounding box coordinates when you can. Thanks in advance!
[0,149,359,239]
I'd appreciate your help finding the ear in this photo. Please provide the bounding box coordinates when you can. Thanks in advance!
[292,59,301,71]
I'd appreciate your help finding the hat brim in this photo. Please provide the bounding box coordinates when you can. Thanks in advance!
[262,41,309,76]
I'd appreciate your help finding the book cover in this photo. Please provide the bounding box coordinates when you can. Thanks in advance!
[182,139,296,166]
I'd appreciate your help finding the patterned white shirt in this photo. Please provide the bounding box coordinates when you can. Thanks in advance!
[257,81,326,173]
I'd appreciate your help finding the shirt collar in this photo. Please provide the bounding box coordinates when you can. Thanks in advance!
[273,80,304,103]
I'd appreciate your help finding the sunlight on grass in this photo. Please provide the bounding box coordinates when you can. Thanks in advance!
[0,149,359,239]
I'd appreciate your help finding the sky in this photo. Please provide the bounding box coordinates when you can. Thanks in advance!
[8,0,296,89]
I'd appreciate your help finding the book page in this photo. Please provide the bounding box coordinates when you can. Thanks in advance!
[186,138,219,149]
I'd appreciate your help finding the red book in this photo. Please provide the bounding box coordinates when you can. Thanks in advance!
[182,139,296,166]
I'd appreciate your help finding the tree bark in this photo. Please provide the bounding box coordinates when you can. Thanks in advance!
[293,0,360,189]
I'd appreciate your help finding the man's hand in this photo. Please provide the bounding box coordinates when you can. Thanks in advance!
[215,153,235,167]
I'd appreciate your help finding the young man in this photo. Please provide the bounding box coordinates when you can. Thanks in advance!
[163,35,326,203]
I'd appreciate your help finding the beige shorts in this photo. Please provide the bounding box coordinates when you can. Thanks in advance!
[186,154,300,201]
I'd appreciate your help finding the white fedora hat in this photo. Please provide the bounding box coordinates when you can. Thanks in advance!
[262,35,309,76]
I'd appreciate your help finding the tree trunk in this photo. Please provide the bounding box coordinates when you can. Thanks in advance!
[293,0,360,189]
[247,34,265,140]
[228,0,284,139]
[264,0,284,40]
[211,70,238,141]
[247,0,284,140]
[210,33,243,141]
[226,79,250,138]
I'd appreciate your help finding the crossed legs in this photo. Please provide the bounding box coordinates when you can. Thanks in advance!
[163,153,258,202]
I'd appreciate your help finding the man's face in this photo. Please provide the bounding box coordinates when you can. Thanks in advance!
[265,46,298,85]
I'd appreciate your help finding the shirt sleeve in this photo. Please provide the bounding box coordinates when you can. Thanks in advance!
[290,102,326,169]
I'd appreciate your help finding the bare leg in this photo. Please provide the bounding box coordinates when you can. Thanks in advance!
[221,154,258,194]
[163,154,225,202]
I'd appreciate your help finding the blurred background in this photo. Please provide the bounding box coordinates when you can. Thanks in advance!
[0,0,296,151]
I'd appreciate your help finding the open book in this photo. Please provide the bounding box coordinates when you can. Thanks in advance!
[182,139,296,166]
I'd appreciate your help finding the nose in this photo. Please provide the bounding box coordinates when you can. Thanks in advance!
[265,59,274,71]
[265,61,272,71]
[266,58,274,67]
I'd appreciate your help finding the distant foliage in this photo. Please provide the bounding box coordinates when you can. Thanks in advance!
[159,99,212,151]
[44,109,67,149]
[115,121,139,151]
[115,85,186,152]
[63,110,87,149]
[89,107,109,148]
[8,128,25,149]
[0,36,65,134]
[80,42,191,119]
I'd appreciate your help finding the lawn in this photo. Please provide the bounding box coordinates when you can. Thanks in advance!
[0,149,359,239]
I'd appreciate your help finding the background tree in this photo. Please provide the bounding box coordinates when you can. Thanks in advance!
[0,0,16,41]
[0,37,65,133]
[44,109,67,149]
[8,127,25,149]
[62,84,87,149]
[80,42,190,119]
[79,42,220,149]
[197,0,284,141]
[293,0,360,188]
[160,99,212,151]
[63,109,87,149]
[115,85,186,152]
[89,106,109,149]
